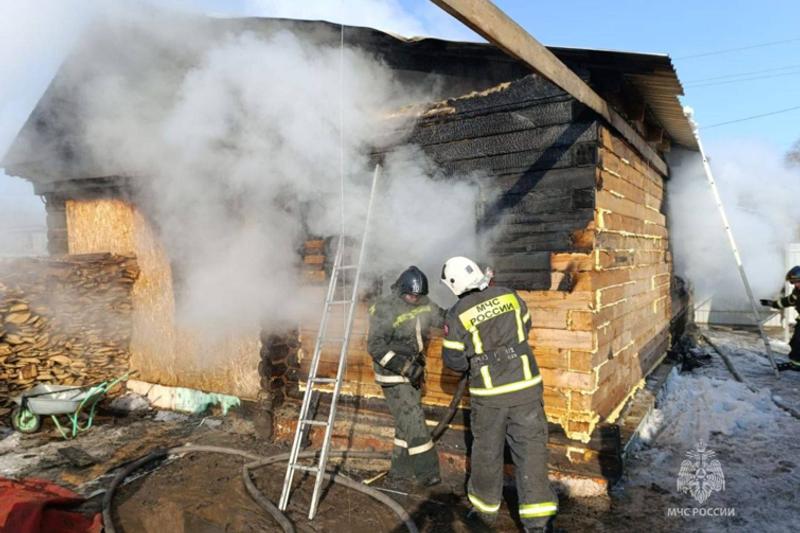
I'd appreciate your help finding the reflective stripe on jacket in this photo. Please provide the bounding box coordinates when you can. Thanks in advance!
[367,294,444,384]
[442,286,541,406]
[777,287,800,316]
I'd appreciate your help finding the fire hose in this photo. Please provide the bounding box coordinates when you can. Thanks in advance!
[101,374,467,533]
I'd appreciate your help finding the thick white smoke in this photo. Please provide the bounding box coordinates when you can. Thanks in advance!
[70,8,484,334]
[668,141,800,323]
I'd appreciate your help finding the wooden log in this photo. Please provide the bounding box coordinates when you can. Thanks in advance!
[597,211,668,238]
[411,97,582,146]
[496,207,595,227]
[596,190,666,226]
[417,73,569,117]
[422,121,598,163]
[598,128,666,184]
[490,230,574,253]
[490,251,551,272]
[491,271,553,291]
[437,140,597,176]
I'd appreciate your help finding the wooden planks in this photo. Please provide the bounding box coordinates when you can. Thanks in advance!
[0,254,139,412]
[291,79,675,448]
[412,98,584,146]
[572,126,672,438]
[402,75,600,290]
[363,81,595,293]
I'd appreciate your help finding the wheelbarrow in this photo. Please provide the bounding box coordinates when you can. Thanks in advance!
[10,372,131,439]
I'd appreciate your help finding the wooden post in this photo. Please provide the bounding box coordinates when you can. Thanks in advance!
[429,0,668,175]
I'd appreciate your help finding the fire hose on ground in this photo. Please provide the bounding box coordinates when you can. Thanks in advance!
[101,374,467,533]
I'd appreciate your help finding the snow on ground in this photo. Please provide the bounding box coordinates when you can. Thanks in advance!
[617,327,800,533]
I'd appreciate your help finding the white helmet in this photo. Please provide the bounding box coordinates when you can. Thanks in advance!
[441,256,489,296]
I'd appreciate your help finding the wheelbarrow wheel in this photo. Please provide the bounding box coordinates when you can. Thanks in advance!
[11,406,41,434]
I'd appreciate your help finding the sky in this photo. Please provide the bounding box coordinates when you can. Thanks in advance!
[1,0,799,226]
[498,0,800,150]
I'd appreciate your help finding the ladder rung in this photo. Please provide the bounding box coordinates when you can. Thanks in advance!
[291,464,319,473]
[280,163,382,520]
[301,419,327,426]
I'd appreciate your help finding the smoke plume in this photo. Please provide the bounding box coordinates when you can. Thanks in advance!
[66,7,485,334]
[667,142,800,322]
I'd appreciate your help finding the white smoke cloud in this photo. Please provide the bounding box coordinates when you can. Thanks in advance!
[0,0,477,260]
[66,8,484,335]
[667,141,800,321]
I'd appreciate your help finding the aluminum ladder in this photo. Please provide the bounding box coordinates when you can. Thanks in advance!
[278,163,381,519]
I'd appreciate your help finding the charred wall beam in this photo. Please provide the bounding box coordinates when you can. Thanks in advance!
[403,76,600,291]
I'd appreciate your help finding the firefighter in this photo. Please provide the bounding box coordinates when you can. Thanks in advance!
[760,265,800,372]
[440,256,557,532]
[367,266,443,487]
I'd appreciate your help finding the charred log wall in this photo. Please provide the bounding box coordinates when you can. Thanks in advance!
[0,253,139,413]
[405,74,600,290]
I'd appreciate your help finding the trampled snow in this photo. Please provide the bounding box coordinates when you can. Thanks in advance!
[620,328,800,532]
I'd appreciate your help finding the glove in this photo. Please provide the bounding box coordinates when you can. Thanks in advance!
[760,299,777,308]
[401,360,424,388]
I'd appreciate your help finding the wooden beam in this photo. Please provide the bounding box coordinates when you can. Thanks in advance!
[430,0,668,176]
[646,125,664,144]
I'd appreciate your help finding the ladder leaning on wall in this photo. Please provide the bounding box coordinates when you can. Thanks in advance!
[278,163,381,520]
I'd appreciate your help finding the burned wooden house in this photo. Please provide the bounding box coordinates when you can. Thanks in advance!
[1,16,693,486]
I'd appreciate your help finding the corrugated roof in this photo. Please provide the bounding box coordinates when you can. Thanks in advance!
[385,37,696,150]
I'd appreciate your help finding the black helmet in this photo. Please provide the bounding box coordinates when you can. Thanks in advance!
[787,266,800,283]
[391,266,429,296]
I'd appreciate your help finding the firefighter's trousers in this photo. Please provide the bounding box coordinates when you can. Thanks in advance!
[790,323,800,364]
[382,382,439,483]
[468,395,558,528]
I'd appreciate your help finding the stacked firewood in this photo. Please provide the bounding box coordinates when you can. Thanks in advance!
[0,254,139,415]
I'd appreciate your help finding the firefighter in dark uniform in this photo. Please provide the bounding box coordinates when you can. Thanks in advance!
[367,266,443,487]
[440,256,557,532]
[761,265,800,372]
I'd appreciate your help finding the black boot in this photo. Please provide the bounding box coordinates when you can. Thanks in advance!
[380,471,413,492]
[418,474,441,488]
[465,509,495,531]
[523,518,555,533]
[777,360,800,372]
